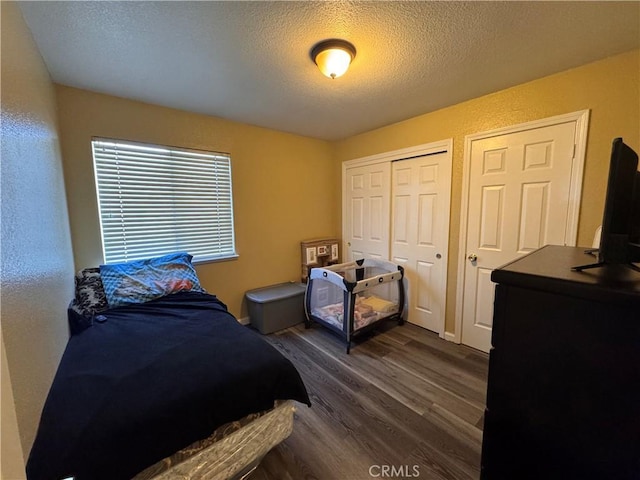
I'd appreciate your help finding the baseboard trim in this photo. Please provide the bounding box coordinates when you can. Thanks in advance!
[237,316,250,326]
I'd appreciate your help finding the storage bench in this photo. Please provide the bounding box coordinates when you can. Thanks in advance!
[245,282,306,334]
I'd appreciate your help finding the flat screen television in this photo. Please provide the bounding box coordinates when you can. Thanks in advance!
[573,138,640,272]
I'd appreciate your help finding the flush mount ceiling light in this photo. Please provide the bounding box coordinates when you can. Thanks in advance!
[310,39,356,79]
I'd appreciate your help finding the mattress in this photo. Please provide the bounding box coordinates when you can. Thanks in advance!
[135,400,296,480]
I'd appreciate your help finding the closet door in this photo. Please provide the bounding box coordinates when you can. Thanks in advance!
[344,163,391,261]
[391,152,452,335]
[342,140,453,337]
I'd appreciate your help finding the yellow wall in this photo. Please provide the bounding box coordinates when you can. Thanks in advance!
[1,2,75,474]
[56,86,338,318]
[334,49,640,335]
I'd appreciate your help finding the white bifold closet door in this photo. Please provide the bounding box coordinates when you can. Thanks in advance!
[390,153,452,334]
[343,144,452,336]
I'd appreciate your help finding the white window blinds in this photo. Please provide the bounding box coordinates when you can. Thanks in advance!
[92,138,236,264]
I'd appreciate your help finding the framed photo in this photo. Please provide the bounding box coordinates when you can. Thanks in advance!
[331,243,339,261]
[306,247,317,265]
[317,245,328,256]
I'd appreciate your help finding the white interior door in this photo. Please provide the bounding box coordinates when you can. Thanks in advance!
[461,120,581,352]
[344,163,390,261]
[391,152,452,335]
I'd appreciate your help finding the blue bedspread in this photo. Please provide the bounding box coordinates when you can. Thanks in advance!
[27,292,310,480]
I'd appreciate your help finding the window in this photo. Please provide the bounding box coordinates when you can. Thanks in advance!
[92,138,236,264]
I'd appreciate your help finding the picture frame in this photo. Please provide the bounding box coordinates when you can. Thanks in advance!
[306,247,317,265]
[331,243,339,261]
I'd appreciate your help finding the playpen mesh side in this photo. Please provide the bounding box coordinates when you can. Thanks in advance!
[307,264,402,332]
[351,275,401,331]
[307,278,346,331]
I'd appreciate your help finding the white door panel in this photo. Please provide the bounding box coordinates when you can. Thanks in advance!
[416,260,435,313]
[461,121,578,352]
[474,268,495,330]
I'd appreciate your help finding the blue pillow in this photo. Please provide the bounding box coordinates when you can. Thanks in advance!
[100,252,205,308]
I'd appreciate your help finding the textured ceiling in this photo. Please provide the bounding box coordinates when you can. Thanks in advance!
[19,1,640,141]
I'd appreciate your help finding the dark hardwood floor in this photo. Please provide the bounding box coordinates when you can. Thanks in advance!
[251,322,489,480]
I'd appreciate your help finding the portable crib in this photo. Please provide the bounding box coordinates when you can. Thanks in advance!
[304,258,405,353]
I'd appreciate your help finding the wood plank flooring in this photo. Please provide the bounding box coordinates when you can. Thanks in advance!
[251,322,488,480]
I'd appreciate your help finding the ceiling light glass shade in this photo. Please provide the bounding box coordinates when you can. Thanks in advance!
[311,39,356,79]
[314,48,351,79]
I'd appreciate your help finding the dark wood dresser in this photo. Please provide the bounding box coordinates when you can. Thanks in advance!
[481,245,640,480]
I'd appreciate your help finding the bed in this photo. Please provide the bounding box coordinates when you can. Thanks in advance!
[26,253,310,480]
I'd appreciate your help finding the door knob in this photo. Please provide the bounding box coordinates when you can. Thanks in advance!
[468,253,478,262]
[347,242,351,247]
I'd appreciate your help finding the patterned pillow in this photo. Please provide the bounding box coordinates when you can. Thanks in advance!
[100,252,205,308]
[72,267,109,317]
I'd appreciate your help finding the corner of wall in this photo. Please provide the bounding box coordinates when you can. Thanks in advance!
[1,0,75,466]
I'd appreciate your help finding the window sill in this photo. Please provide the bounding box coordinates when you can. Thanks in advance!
[193,254,239,265]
